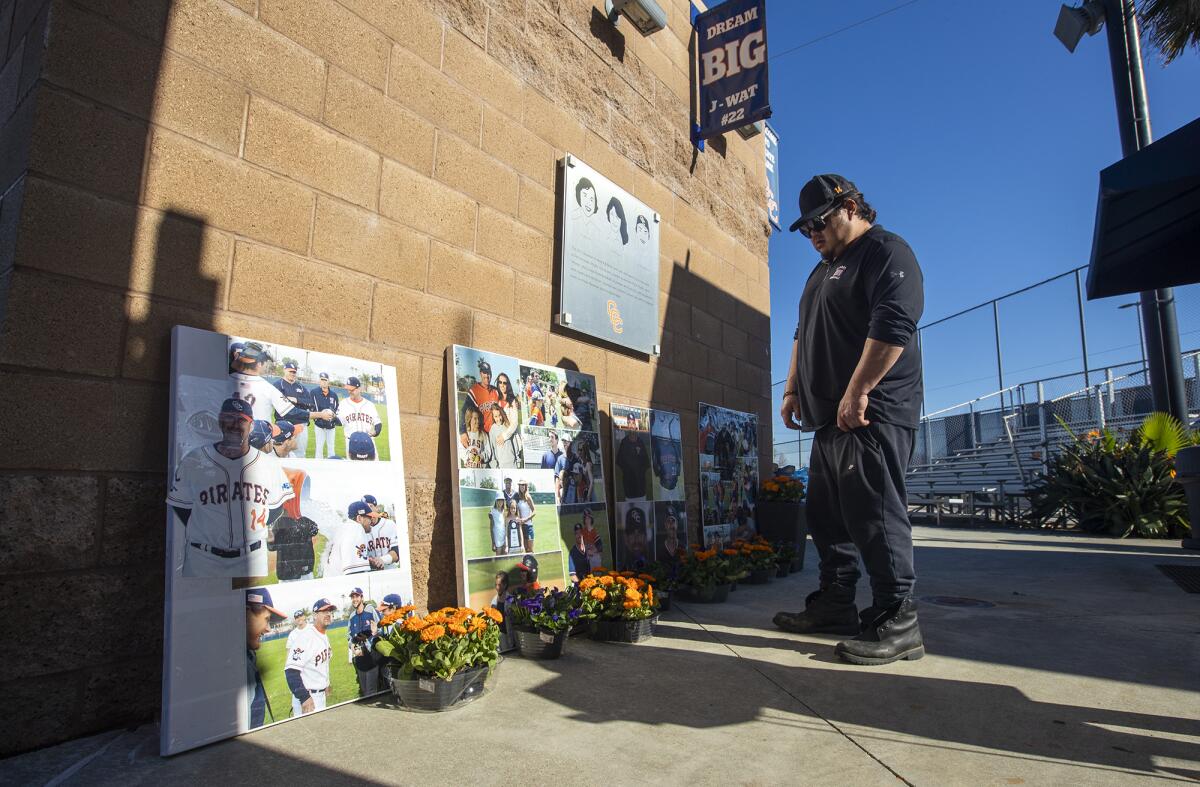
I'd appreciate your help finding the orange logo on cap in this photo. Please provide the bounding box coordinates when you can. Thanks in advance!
[607,300,624,334]
[834,186,842,193]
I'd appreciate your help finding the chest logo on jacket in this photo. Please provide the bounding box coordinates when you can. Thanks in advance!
[829,265,847,281]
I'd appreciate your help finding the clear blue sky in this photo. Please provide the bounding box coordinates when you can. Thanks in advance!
[763,0,1200,416]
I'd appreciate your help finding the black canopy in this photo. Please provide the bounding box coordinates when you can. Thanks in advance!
[1085,116,1200,300]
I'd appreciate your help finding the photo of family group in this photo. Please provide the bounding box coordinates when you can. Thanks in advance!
[448,346,613,624]
[610,404,689,570]
[698,402,759,549]
[163,326,415,755]
[558,155,660,355]
[244,573,411,732]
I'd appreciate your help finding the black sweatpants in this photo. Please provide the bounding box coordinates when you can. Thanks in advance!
[806,421,916,608]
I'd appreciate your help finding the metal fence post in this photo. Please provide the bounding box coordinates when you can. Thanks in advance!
[1096,384,1107,429]
[1105,367,1115,409]
[993,301,1005,413]
[967,401,977,449]
[1192,352,1199,412]
[1075,268,1091,388]
[1037,381,1048,472]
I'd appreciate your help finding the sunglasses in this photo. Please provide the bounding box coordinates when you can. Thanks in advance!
[797,203,844,238]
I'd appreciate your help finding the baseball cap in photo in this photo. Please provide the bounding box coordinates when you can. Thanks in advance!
[293,609,306,619]
[381,593,405,607]
[348,500,373,519]
[249,419,279,450]
[518,478,528,486]
[283,361,298,371]
[313,598,336,612]
[346,376,361,388]
[515,554,539,573]
[319,371,330,380]
[348,432,376,460]
[220,398,253,421]
[273,421,304,443]
[350,587,364,596]
[362,494,378,505]
[239,341,272,363]
[246,588,286,621]
[573,523,583,532]
[477,359,492,374]
[788,174,860,233]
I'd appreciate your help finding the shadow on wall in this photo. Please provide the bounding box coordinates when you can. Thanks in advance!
[0,0,225,757]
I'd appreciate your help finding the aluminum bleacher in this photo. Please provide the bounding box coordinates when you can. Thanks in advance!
[906,351,1200,524]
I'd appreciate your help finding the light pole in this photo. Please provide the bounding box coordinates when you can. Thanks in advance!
[1118,301,1147,373]
[1054,0,1190,425]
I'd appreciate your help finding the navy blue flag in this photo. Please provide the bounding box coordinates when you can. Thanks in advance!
[694,0,770,138]
[764,122,780,230]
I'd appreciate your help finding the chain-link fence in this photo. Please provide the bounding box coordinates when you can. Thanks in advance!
[770,267,1200,470]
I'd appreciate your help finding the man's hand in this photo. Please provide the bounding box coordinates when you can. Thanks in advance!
[780,394,802,430]
[301,697,315,714]
[836,390,870,432]
[368,556,384,569]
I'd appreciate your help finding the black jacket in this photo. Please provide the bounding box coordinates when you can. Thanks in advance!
[794,225,924,429]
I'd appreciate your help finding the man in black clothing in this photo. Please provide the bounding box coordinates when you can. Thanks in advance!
[775,174,925,666]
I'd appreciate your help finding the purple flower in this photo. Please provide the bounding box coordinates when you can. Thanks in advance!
[568,608,582,620]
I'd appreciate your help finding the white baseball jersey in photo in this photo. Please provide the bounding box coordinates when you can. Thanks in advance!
[167,445,294,577]
[338,396,380,441]
[324,517,400,575]
[284,625,331,691]
[285,625,306,655]
[229,372,296,422]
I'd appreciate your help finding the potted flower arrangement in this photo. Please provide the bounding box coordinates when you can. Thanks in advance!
[579,570,660,643]
[738,539,778,584]
[374,604,504,711]
[774,541,797,578]
[504,586,582,659]
[644,561,679,611]
[757,473,808,569]
[674,547,738,603]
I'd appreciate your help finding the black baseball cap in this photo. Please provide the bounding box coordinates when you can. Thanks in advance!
[788,174,860,232]
[515,554,539,573]
[220,398,253,421]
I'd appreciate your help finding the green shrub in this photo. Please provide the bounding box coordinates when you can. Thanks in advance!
[1026,414,1191,538]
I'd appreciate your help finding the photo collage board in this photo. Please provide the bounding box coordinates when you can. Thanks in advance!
[447,346,612,624]
[610,404,688,571]
[698,402,760,549]
[162,326,414,756]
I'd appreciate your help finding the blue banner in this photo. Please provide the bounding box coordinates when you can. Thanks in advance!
[694,0,770,139]
[764,122,780,230]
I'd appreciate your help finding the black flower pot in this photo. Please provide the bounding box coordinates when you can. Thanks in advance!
[744,568,772,585]
[776,561,791,579]
[758,500,809,572]
[675,583,731,603]
[389,660,496,712]
[588,616,658,643]
[514,626,568,659]
[658,591,672,612]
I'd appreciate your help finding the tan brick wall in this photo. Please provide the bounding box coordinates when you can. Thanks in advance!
[0,0,773,755]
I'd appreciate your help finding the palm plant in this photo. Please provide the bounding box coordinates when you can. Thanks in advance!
[1138,0,1200,63]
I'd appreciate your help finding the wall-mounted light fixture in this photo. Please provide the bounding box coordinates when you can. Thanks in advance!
[605,0,668,36]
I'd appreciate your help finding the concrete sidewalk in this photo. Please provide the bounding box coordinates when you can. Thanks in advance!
[8,527,1200,786]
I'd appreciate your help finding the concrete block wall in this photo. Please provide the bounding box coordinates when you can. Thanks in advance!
[0,0,773,755]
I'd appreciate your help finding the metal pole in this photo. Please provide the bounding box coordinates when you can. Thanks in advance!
[1037,381,1048,473]
[967,402,977,449]
[1102,0,1188,424]
[1075,268,1091,387]
[1192,353,1200,411]
[993,300,1005,413]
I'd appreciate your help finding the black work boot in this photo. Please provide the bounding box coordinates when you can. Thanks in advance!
[835,597,924,665]
[773,587,859,635]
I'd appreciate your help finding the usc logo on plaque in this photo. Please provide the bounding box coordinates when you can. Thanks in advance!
[607,300,624,334]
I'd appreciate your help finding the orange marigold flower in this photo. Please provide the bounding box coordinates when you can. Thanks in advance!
[579,577,598,590]
[448,622,468,636]
[437,606,459,616]
[598,575,615,586]
[402,616,429,632]
[449,610,471,626]
[420,624,446,642]
[623,599,640,609]
[620,571,636,577]
[625,588,642,602]
[696,552,710,562]
[592,566,609,574]
[1170,468,1177,478]
[379,610,405,627]
[646,586,655,604]
[469,617,487,633]
[637,573,656,582]
[482,606,504,624]
[590,587,608,601]
[723,549,739,556]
